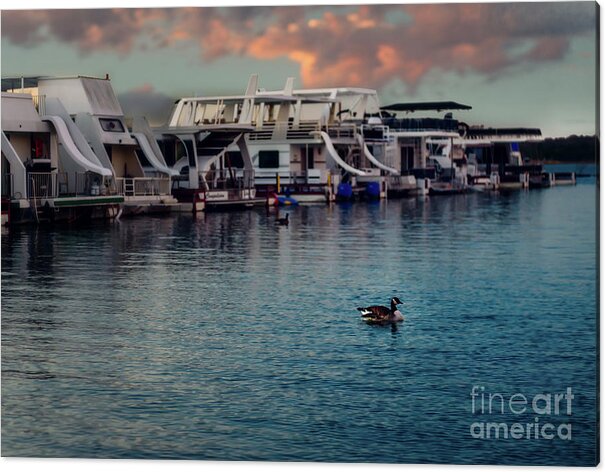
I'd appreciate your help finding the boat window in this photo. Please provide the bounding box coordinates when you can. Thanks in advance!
[226,151,244,169]
[258,150,280,168]
[99,118,125,133]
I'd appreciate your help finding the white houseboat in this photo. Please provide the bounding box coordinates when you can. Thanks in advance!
[34,75,178,214]
[184,76,398,204]
[378,102,473,196]
[153,75,267,210]
[1,91,123,224]
[258,82,399,201]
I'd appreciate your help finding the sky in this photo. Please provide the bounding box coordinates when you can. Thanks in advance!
[1,1,598,137]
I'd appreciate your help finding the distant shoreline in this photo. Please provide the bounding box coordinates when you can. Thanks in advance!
[541,160,598,165]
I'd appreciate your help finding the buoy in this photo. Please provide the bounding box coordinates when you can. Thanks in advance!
[365,182,381,200]
[336,183,353,200]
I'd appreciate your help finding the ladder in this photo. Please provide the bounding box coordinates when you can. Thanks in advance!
[124,179,135,196]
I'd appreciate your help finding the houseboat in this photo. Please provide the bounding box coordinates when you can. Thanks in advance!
[377,101,473,196]
[259,83,399,201]
[1,91,123,224]
[185,76,397,204]
[34,76,178,214]
[153,75,266,210]
[463,127,544,189]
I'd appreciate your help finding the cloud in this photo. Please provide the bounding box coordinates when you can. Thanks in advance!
[2,3,597,89]
[2,9,169,54]
[118,84,175,126]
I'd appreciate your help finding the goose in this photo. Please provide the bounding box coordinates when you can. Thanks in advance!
[357,297,404,324]
[276,213,289,226]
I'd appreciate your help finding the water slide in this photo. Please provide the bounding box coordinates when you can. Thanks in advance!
[1,132,27,198]
[430,154,454,171]
[132,132,179,177]
[132,116,179,177]
[43,115,112,176]
[318,131,366,176]
[356,134,398,174]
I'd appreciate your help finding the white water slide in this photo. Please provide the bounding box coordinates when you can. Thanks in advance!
[318,131,366,176]
[132,132,179,177]
[43,115,112,176]
[356,134,398,175]
[430,154,454,171]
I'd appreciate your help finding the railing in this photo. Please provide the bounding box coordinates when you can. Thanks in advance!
[326,123,357,140]
[254,169,331,186]
[205,169,254,191]
[71,172,122,197]
[248,122,276,141]
[381,117,461,133]
[28,172,59,199]
[361,124,390,142]
[116,177,171,197]
[3,171,126,200]
[32,94,46,116]
[286,121,321,140]
[247,120,327,141]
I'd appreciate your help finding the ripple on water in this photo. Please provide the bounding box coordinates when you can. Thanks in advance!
[1,183,598,464]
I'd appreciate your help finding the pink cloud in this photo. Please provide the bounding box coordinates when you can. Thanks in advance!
[1,4,596,90]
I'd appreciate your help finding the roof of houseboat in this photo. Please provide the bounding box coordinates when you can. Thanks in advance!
[288,87,379,96]
[175,94,334,105]
[2,75,111,91]
[381,101,472,112]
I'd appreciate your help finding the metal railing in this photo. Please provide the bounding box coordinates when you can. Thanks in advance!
[248,120,327,141]
[3,171,124,200]
[326,123,357,140]
[71,172,122,197]
[32,94,46,116]
[116,177,171,197]
[286,121,321,140]
[204,169,254,190]
[28,172,58,199]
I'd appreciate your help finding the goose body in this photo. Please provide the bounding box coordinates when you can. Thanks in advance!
[276,213,289,226]
[357,297,404,324]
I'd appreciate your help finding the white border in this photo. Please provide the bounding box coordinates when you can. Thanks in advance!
[0,1,601,471]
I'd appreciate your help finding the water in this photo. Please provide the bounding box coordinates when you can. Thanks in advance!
[544,162,598,176]
[1,180,598,465]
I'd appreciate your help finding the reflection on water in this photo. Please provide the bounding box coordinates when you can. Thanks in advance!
[1,181,598,464]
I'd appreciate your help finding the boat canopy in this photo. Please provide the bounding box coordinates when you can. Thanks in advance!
[381,101,472,112]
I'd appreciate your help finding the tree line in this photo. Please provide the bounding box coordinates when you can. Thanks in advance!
[520,135,599,163]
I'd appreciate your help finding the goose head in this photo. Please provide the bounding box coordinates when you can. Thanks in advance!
[391,297,402,306]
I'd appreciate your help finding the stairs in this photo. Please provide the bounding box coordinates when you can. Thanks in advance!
[196,132,241,156]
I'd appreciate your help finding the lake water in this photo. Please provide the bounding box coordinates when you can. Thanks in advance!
[1,177,598,465]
